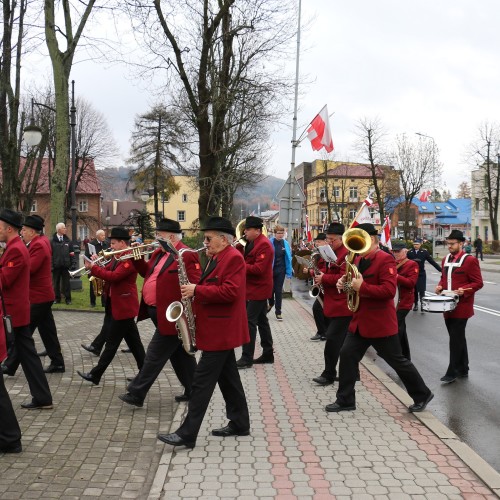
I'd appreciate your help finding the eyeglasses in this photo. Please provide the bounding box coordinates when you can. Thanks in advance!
[204,235,222,242]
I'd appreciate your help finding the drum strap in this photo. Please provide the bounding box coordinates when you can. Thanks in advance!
[444,253,469,290]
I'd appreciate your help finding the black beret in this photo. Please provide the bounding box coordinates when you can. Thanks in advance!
[326,223,345,235]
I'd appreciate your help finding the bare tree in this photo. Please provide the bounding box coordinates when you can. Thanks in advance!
[456,181,471,198]
[392,134,441,239]
[466,121,500,245]
[126,0,295,225]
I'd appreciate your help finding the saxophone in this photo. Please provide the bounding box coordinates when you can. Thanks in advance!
[307,250,325,307]
[164,241,205,355]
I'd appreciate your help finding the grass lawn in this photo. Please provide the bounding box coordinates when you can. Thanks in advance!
[53,275,145,312]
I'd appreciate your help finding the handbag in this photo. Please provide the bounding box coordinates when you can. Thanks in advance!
[0,287,13,345]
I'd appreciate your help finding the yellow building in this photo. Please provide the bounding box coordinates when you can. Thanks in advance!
[146,175,200,236]
[300,160,400,236]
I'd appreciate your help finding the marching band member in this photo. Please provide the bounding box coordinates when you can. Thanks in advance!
[312,223,353,386]
[119,219,200,407]
[309,233,329,342]
[392,242,419,360]
[77,227,145,385]
[0,209,53,409]
[327,223,433,414]
[158,217,250,449]
[235,216,274,368]
[436,230,483,384]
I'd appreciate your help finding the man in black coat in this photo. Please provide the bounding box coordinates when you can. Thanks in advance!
[51,223,75,305]
[407,238,442,312]
[84,229,109,307]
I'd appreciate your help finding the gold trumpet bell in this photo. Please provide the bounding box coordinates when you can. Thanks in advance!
[235,218,268,246]
[342,228,372,254]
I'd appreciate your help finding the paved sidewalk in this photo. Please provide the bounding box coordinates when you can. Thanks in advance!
[153,298,500,499]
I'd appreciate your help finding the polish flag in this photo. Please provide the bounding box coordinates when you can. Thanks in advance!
[305,215,313,242]
[351,204,373,226]
[380,215,392,250]
[419,190,432,202]
[307,105,334,153]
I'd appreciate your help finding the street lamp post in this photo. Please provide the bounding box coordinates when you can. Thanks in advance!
[416,132,437,257]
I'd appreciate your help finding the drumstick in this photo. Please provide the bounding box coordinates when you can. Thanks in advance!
[458,287,473,291]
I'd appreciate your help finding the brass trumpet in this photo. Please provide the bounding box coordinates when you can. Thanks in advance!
[101,241,159,261]
[342,227,372,312]
[69,254,109,278]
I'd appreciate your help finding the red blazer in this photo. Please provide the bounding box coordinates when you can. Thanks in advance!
[396,258,419,311]
[91,257,139,320]
[348,249,398,338]
[321,245,352,318]
[135,243,201,335]
[236,233,273,300]
[193,245,249,351]
[0,237,31,327]
[0,291,6,362]
[28,235,55,304]
[438,252,483,319]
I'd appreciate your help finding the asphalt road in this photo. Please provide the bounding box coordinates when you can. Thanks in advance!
[293,263,500,473]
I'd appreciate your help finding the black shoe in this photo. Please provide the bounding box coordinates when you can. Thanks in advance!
[21,401,53,410]
[0,441,22,454]
[312,376,334,386]
[174,393,190,402]
[44,365,65,374]
[211,425,250,437]
[126,377,134,383]
[77,370,99,385]
[253,355,274,364]
[412,305,418,311]
[65,300,72,305]
[157,432,195,449]
[90,304,96,308]
[119,393,144,408]
[457,372,469,378]
[1,365,15,376]
[325,402,356,412]
[121,348,132,354]
[320,336,327,341]
[37,350,48,357]
[236,358,253,369]
[409,392,434,413]
[81,344,100,356]
[440,375,457,384]
[310,334,322,341]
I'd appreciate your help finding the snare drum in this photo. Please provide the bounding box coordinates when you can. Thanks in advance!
[421,295,458,313]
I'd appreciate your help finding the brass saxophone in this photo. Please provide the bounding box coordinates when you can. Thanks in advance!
[307,250,325,307]
[164,242,205,355]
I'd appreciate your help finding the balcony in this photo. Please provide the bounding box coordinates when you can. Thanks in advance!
[475,210,489,219]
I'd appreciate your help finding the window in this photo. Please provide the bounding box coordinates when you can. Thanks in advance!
[475,199,480,210]
[78,199,88,212]
[320,208,328,222]
[349,208,357,220]
[484,198,489,210]
[349,186,357,198]
[78,226,89,241]
[332,186,340,198]
[177,210,186,222]
[319,188,326,201]
[30,200,37,213]
[182,193,188,203]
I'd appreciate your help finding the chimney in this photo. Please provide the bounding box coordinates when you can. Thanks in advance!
[113,199,118,216]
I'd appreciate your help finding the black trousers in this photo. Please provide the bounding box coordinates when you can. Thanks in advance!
[320,316,351,380]
[0,375,21,448]
[241,299,273,362]
[128,306,196,401]
[89,310,145,384]
[268,270,286,314]
[313,298,329,337]
[414,274,426,305]
[335,331,430,407]
[176,349,249,442]
[396,309,411,360]
[53,267,71,301]
[89,298,112,354]
[8,326,52,405]
[444,317,469,377]
[5,302,64,370]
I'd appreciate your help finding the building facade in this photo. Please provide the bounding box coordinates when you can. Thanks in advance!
[471,167,496,242]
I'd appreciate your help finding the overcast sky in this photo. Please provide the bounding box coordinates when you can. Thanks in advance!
[23,0,500,196]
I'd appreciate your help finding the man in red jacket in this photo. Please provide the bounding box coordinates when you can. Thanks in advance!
[0,209,53,409]
[327,223,433,414]
[312,223,353,386]
[392,242,419,360]
[0,283,22,452]
[158,217,250,449]
[235,216,274,368]
[436,230,483,384]
[77,227,145,385]
[118,218,201,407]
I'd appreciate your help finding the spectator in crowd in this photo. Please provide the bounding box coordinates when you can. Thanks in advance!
[473,236,483,261]
[85,229,110,307]
[51,223,74,305]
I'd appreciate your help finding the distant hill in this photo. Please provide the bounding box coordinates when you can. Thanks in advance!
[96,167,286,212]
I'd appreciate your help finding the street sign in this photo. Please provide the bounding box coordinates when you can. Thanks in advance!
[276,176,305,202]
[279,198,302,226]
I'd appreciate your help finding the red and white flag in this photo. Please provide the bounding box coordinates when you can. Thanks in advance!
[419,190,432,202]
[351,192,375,227]
[380,215,392,249]
[307,105,334,153]
[305,215,312,242]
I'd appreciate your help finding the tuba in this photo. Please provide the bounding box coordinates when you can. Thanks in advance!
[234,218,268,247]
[164,240,206,355]
[342,227,372,312]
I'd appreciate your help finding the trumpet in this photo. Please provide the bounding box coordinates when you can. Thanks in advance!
[101,242,159,261]
[342,227,372,312]
[69,254,109,278]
